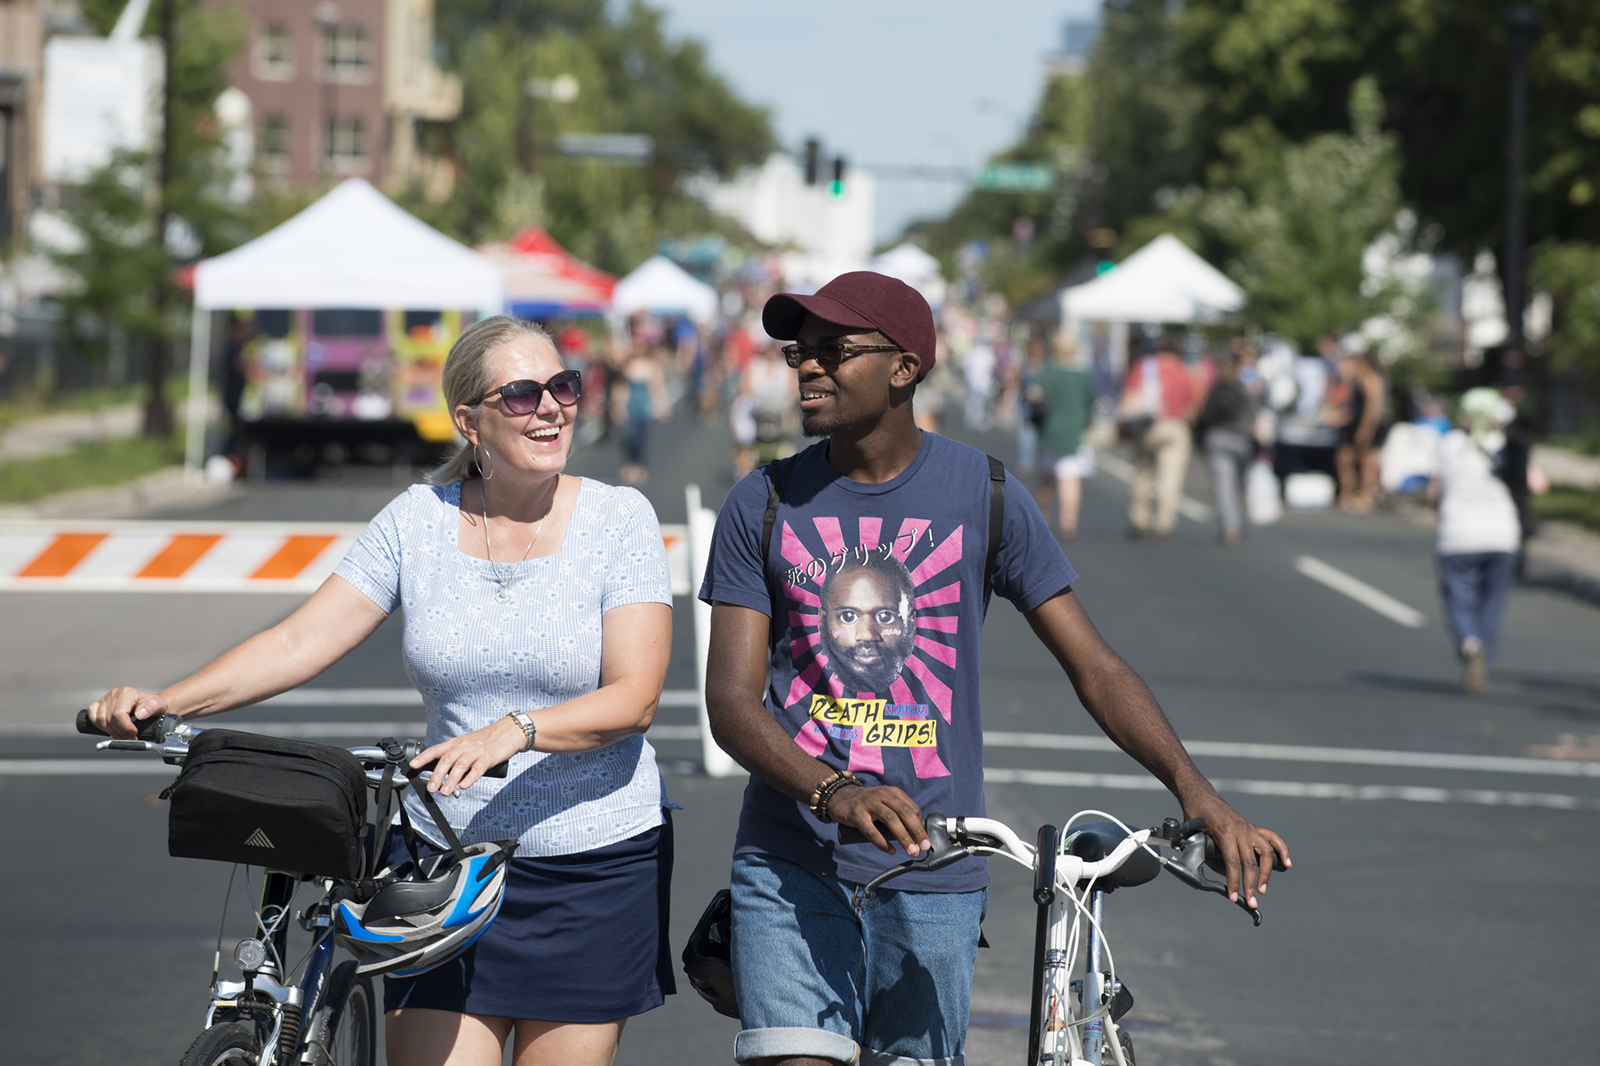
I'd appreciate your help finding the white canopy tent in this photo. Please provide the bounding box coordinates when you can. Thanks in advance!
[185,178,504,476]
[869,243,948,307]
[1060,234,1243,324]
[611,255,718,322]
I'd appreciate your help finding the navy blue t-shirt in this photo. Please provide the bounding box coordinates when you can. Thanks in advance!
[698,432,1077,891]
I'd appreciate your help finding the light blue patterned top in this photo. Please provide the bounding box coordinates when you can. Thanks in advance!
[334,479,674,856]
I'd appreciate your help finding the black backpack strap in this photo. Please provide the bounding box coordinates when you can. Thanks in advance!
[984,455,1005,606]
[759,456,796,563]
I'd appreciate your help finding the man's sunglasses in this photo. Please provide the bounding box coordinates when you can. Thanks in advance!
[475,370,582,414]
[780,343,903,370]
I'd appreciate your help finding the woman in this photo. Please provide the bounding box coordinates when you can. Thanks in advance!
[611,346,669,485]
[1431,387,1526,695]
[1197,352,1259,547]
[86,316,676,1066]
[1031,339,1097,539]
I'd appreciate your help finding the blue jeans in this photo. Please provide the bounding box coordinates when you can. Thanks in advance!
[1437,551,1516,661]
[729,852,986,1066]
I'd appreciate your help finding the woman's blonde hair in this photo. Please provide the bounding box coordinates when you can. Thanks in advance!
[429,315,559,485]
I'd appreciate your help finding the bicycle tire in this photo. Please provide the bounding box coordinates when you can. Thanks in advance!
[310,960,376,1066]
[178,1022,262,1066]
[1114,1026,1135,1065]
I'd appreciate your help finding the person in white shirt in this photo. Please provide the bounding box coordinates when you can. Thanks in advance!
[1431,387,1530,695]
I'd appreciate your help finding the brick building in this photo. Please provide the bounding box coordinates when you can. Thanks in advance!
[212,0,459,195]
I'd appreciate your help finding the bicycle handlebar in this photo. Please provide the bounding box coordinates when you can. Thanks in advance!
[79,711,509,780]
[855,812,1281,925]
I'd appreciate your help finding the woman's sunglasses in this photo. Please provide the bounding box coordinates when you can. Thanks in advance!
[475,370,582,415]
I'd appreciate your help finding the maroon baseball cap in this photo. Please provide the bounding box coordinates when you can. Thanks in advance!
[763,271,937,380]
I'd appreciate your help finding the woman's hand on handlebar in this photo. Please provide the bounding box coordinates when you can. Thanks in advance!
[86,687,168,739]
[828,784,932,858]
[1185,794,1291,910]
[412,717,525,797]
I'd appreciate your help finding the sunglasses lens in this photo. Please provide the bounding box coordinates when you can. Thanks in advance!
[500,381,543,414]
[548,372,582,405]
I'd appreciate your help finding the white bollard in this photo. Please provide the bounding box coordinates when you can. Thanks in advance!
[686,484,742,778]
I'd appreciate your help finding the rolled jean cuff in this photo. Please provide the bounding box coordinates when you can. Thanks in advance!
[735,1026,860,1065]
[860,1051,966,1066]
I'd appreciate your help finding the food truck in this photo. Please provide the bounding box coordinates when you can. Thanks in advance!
[234,307,473,468]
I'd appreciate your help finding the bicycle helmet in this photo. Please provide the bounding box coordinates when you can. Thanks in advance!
[681,889,738,1018]
[334,840,515,977]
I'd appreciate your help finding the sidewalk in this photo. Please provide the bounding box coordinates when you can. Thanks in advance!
[1532,444,1600,491]
[0,403,142,462]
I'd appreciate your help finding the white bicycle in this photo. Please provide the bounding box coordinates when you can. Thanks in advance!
[861,811,1282,1066]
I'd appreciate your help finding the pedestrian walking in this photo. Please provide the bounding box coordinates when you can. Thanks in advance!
[1117,335,1197,540]
[611,345,669,485]
[1326,350,1387,513]
[1031,339,1097,539]
[1432,387,1528,695]
[1197,351,1260,547]
[699,271,1289,1066]
[86,316,677,1066]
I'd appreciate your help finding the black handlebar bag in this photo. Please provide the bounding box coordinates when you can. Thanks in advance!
[163,729,368,879]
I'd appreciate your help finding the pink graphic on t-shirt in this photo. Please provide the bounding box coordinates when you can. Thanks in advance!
[889,518,932,562]
[779,515,965,780]
[915,634,957,668]
[910,525,963,585]
[914,581,961,610]
[813,516,846,558]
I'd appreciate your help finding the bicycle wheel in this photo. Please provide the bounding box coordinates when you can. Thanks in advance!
[312,960,376,1066]
[1112,1026,1135,1065]
[178,1022,262,1066]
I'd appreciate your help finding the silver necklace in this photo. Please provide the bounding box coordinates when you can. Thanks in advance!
[482,482,551,604]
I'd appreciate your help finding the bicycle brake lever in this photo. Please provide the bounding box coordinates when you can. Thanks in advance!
[859,813,972,895]
[1165,838,1263,926]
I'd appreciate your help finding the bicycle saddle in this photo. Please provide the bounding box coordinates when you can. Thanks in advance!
[1064,822,1160,890]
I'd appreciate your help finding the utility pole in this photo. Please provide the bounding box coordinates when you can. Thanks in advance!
[144,0,175,440]
[1503,4,1538,366]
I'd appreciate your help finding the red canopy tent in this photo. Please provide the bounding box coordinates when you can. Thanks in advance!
[477,227,616,318]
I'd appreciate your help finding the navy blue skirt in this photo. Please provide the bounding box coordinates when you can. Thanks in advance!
[381,813,676,1022]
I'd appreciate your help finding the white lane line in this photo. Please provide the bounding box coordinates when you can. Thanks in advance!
[0,760,178,775]
[982,731,1600,779]
[983,767,1598,812]
[1095,450,1214,523]
[1294,555,1426,628]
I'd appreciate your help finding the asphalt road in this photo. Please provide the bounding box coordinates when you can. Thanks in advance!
[3,412,1598,1065]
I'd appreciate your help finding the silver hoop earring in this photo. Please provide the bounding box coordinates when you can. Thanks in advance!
[477,444,494,481]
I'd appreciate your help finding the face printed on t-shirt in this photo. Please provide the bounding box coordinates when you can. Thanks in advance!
[818,560,917,693]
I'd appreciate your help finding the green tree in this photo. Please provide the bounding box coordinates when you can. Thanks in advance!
[63,0,247,438]
[1531,241,1600,381]
[413,0,774,271]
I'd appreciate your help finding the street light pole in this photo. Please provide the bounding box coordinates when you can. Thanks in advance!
[1503,4,1538,363]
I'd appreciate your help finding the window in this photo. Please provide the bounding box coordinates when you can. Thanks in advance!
[321,25,370,81]
[256,23,294,80]
[259,114,289,169]
[255,310,292,338]
[323,115,366,173]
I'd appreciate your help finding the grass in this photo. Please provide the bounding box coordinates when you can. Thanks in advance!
[0,432,183,504]
[1532,485,1600,535]
[0,378,195,432]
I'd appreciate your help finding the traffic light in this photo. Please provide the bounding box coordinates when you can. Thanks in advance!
[803,138,820,185]
[829,156,846,198]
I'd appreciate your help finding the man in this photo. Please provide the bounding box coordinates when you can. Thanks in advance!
[700,272,1289,1066]
[1117,334,1197,540]
[1030,338,1097,538]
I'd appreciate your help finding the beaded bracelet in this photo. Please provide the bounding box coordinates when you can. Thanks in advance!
[808,770,863,824]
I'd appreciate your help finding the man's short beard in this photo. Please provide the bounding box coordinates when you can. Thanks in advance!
[802,409,847,438]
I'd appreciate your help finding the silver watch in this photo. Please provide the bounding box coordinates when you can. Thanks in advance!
[508,710,536,752]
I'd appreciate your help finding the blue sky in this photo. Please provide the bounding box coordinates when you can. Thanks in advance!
[652,1,1101,241]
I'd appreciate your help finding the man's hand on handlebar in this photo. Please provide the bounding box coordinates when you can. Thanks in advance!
[828,784,932,858]
[86,687,169,739]
[1183,794,1291,910]
[412,716,527,797]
